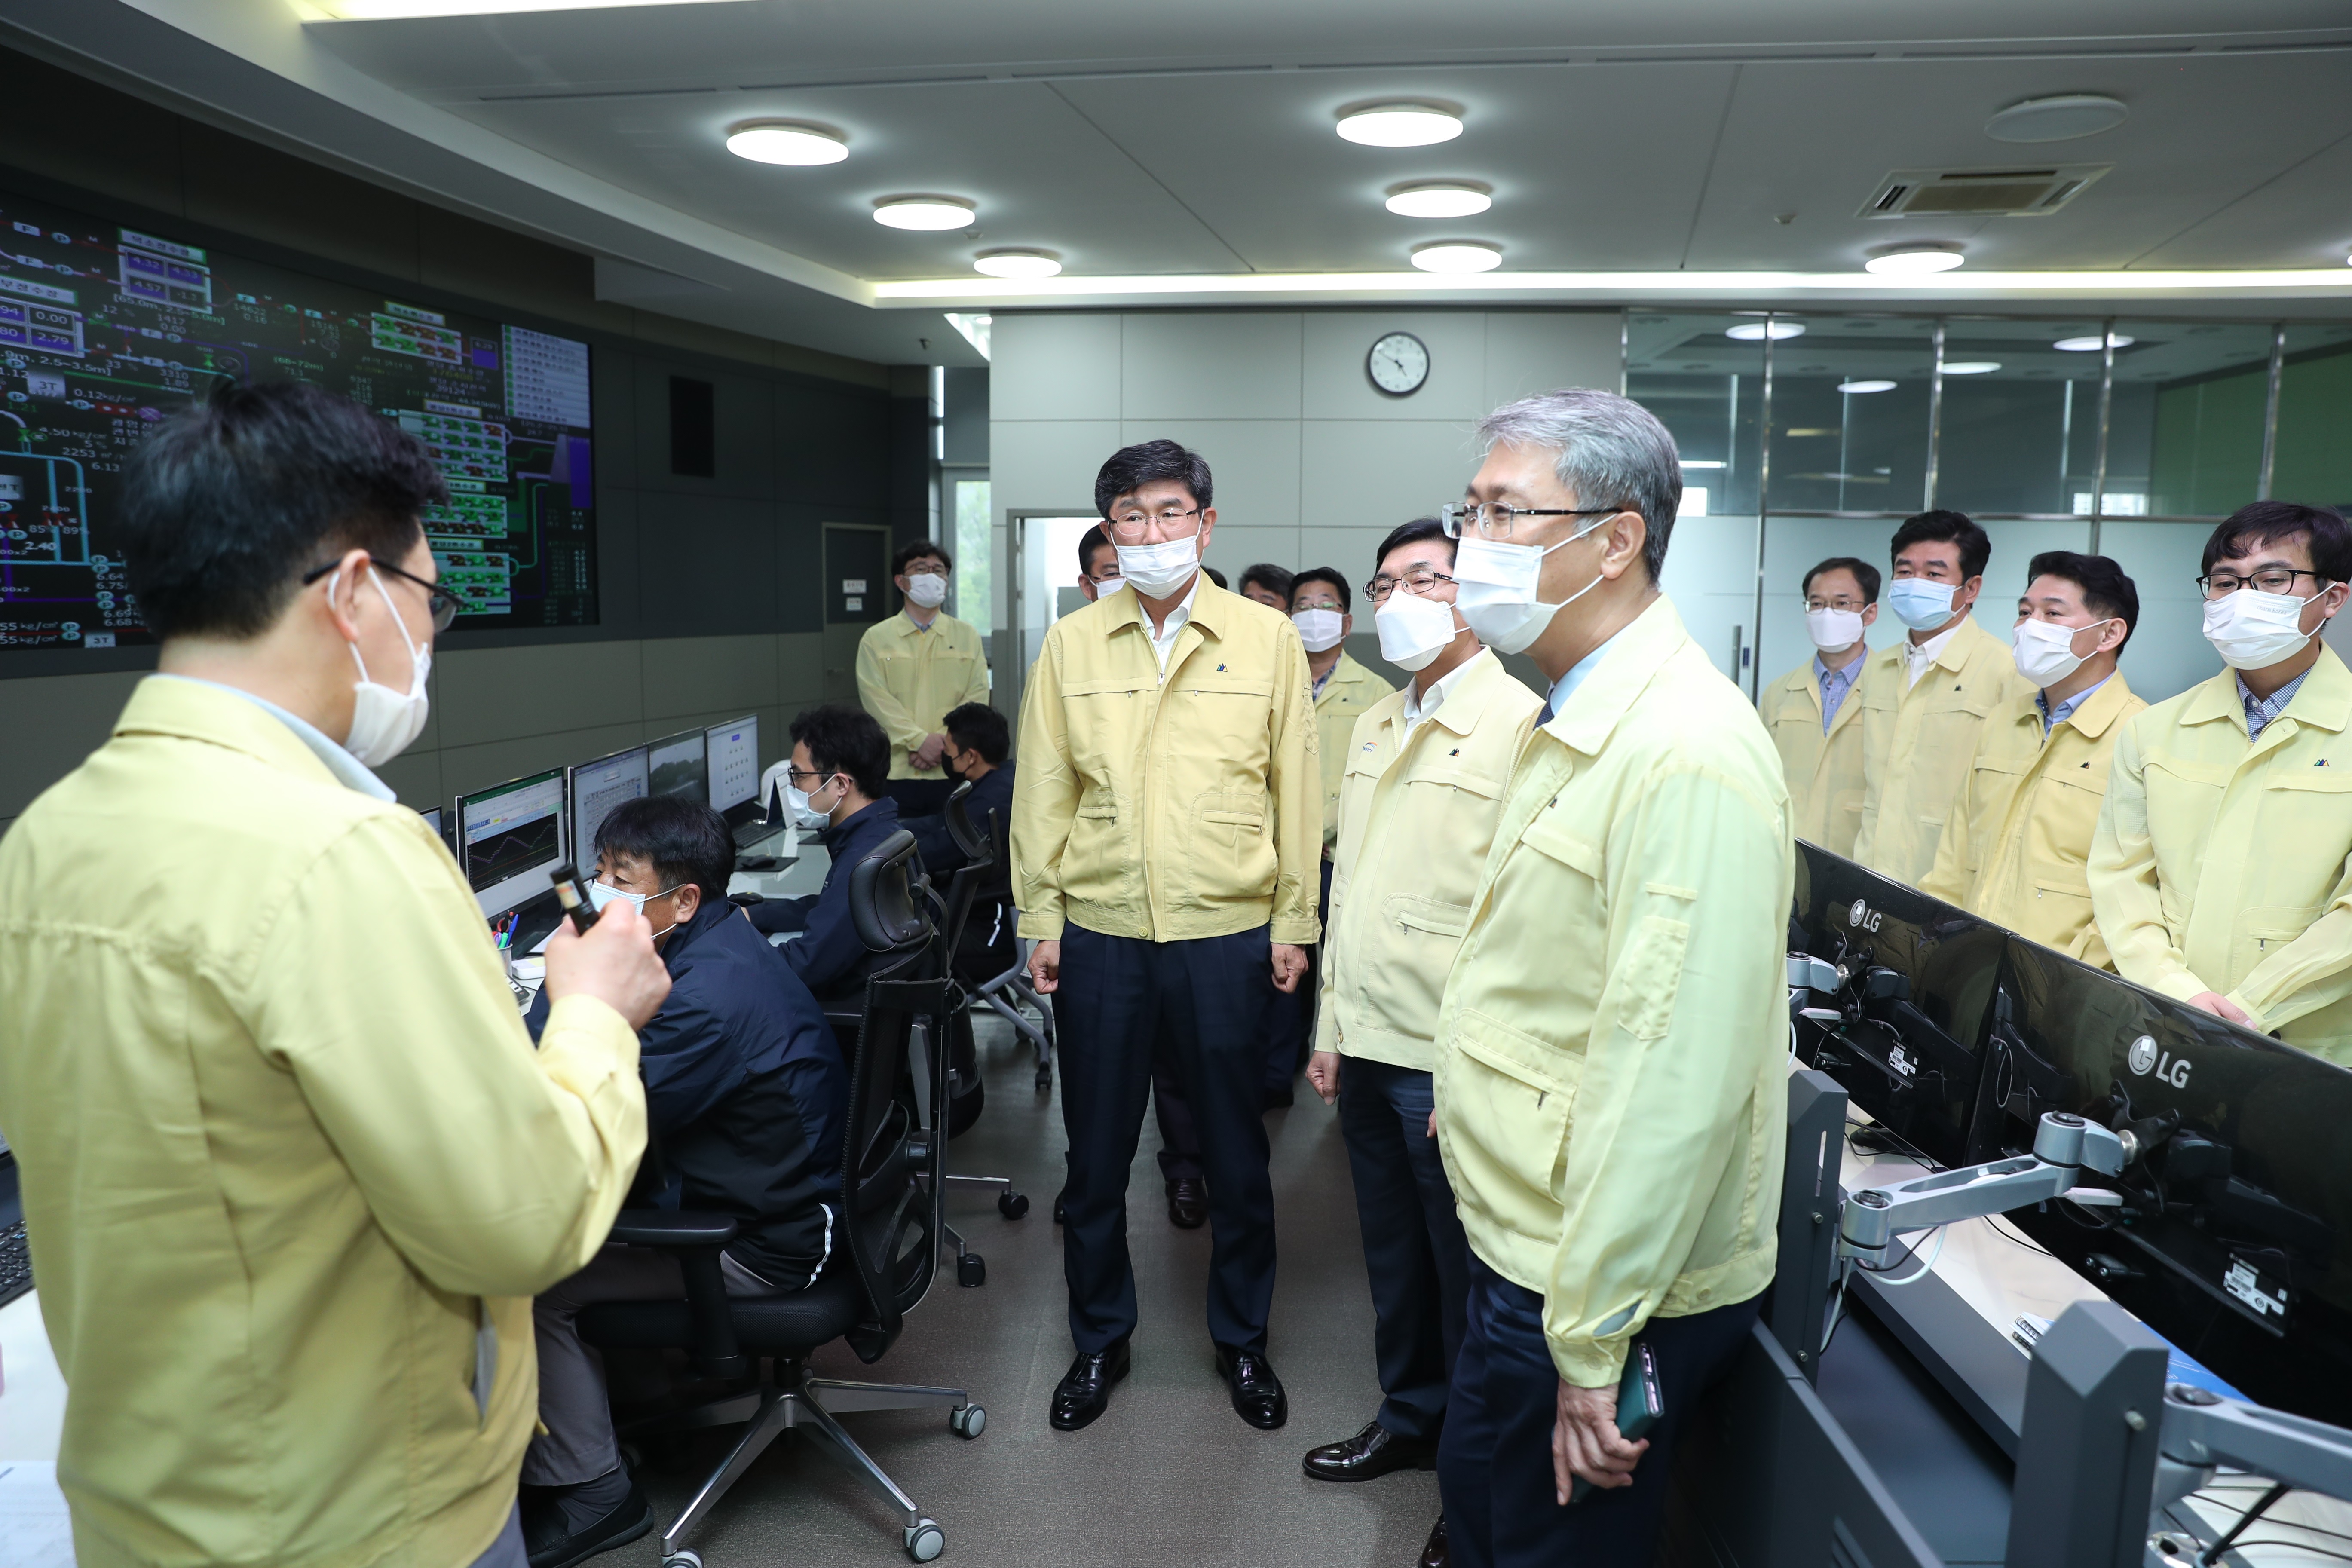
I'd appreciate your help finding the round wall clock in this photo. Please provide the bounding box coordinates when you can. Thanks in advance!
[1367,331,1430,396]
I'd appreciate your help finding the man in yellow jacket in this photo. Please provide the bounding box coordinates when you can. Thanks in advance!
[1275,565,1394,1105]
[0,383,669,1568]
[2091,502,2352,1061]
[1014,439,1320,1434]
[1758,555,1878,856]
[855,538,992,816]
[1923,551,2146,969]
[1433,392,1792,1568]
[1853,510,2037,886]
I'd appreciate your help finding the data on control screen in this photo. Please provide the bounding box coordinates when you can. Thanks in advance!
[0,187,599,649]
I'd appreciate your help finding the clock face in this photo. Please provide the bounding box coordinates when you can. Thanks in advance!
[1367,331,1430,396]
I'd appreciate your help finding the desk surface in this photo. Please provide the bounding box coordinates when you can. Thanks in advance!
[0,1290,64,1462]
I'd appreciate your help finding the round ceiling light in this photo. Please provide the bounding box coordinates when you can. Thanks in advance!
[1838,380,1898,394]
[1338,103,1464,147]
[873,196,977,231]
[1941,361,2002,374]
[1724,320,1805,341]
[1985,94,2129,144]
[1384,181,1493,219]
[973,249,1062,279]
[2054,333,2135,352]
[725,120,848,165]
[1865,246,1966,275]
[1409,240,1501,274]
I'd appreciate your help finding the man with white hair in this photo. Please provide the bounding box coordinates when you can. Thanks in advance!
[1429,389,1793,1568]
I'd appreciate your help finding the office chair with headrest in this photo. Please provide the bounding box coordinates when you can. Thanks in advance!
[578,867,980,1568]
[966,805,1056,1093]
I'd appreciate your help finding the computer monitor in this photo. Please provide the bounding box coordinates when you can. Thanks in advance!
[1788,841,2009,1170]
[705,715,760,828]
[456,768,568,919]
[417,805,442,840]
[1993,938,2352,1423]
[567,744,649,873]
[648,728,707,802]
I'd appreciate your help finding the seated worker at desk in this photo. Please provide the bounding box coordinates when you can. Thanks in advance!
[904,701,1015,873]
[521,794,843,1568]
[748,704,903,1001]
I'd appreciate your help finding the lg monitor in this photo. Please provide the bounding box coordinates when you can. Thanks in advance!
[417,805,443,841]
[705,716,761,830]
[567,744,649,873]
[456,768,568,920]
[648,729,707,802]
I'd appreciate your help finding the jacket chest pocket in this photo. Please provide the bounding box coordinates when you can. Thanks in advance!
[1446,1009,1581,1210]
[1063,679,1153,775]
[2143,753,2231,858]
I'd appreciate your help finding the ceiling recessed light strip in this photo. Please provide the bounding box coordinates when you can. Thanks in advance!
[1410,241,1501,274]
[1338,103,1464,147]
[1838,380,1898,394]
[1725,321,1804,341]
[1866,246,1966,276]
[973,249,1061,279]
[725,121,846,166]
[1941,361,2002,374]
[874,196,976,231]
[1385,181,1492,218]
[1985,94,2130,144]
[2054,333,2135,351]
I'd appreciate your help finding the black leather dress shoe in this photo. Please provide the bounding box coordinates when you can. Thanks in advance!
[1419,1515,1448,1568]
[1049,1339,1130,1431]
[1301,1420,1438,1482]
[1165,1176,1207,1229]
[1214,1345,1289,1430]
[521,1482,654,1568]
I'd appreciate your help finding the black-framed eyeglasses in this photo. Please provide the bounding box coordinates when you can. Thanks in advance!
[301,556,462,632]
[1439,502,1622,541]
[2197,568,2326,600]
[1107,507,1203,543]
[1364,569,1457,603]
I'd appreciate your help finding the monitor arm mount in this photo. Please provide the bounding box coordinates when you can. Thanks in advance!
[2147,1384,2352,1565]
[1838,1111,2150,1271]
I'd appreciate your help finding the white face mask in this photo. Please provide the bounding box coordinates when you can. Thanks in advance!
[342,569,432,767]
[2012,616,2107,687]
[786,774,841,830]
[588,878,685,939]
[1451,519,1610,656]
[1886,578,1960,632]
[1292,607,1345,652]
[1113,533,1200,599]
[905,572,949,609]
[2203,586,2323,671]
[1805,606,1866,653]
[1375,586,1461,672]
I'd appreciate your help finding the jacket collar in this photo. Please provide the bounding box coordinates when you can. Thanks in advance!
[1424,647,1513,738]
[886,607,950,639]
[1105,573,1229,641]
[821,796,900,850]
[1544,595,1689,756]
[113,674,346,791]
[2054,670,2138,740]
[662,895,738,974]
[1932,614,1992,674]
[2181,644,2352,735]
[1317,649,1374,698]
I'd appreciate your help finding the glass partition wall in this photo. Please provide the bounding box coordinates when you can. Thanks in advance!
[1633,311,2352,706]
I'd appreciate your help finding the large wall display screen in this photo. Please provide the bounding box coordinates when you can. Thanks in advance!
[0,186,597,649]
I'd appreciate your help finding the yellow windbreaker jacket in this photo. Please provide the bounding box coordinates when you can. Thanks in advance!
[856,609,993,779]
[1759,655,1868,857]
[2089,647,2352,1060]
[1311,650,1396,854]
[1316,649,1542,1072]
[1920,673,2145,969]
[1852,616,2037,886]
[0,677,645,1568]
[1011,578,1322,945]
[1434,598,1793,1388]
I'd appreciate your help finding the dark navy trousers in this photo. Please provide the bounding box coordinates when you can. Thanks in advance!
[1339,1055,1468,1441]
[1057,922,1279,1354]
[1438,1255,1758,1568]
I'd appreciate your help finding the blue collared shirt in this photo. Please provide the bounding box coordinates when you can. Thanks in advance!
[1539,624,1633,724]
[2239,668,2312,741]
[1815,655,1860,734]
[2036,673,2112,736]
[156,675,396,801]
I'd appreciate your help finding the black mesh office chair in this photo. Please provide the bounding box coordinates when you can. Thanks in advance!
[579,835,980,1568]
[964,805,1056,1093]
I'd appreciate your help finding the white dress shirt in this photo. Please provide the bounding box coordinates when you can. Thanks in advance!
[1144,578,1203,680]
[1903,619,1964,689]
[1401,648,1485,737]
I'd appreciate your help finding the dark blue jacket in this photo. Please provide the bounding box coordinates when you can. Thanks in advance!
[748,796,902,1003]
[905,762,1015,877]
[528,897,844,1286]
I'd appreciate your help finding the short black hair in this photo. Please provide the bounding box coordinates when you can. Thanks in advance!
[1094,438,1213,519]
[942,701,1010,765]
[2201,502,2352,582]
[1290,567,1351,614]
[1204,566,1229,590]
[594,793,733,907]
[121,379,447,640]
[2025,551,2140,651]
[892,538,952,577]
[790,704,890,799]
[1802,556,1882,604]
[1078,523,1115,579]
[1375,517,1455,571]
[1890,510,1990,582]
[1240,563,1295,601]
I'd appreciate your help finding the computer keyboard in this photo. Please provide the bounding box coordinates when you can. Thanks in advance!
[0,1219,29,1310]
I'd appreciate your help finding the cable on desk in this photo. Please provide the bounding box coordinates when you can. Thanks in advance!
[2197,1481,2289,1566]
[1859,1226,1947,1287]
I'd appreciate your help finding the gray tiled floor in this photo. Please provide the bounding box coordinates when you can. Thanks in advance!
[628,1011,1440,1568]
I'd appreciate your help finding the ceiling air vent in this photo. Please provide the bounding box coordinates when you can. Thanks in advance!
[1860,165,2109,219]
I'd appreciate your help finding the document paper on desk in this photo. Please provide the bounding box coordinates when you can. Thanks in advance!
[0,1461,73,1565]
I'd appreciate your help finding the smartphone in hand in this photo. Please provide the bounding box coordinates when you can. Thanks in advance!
[1568,1343,1663,1504]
